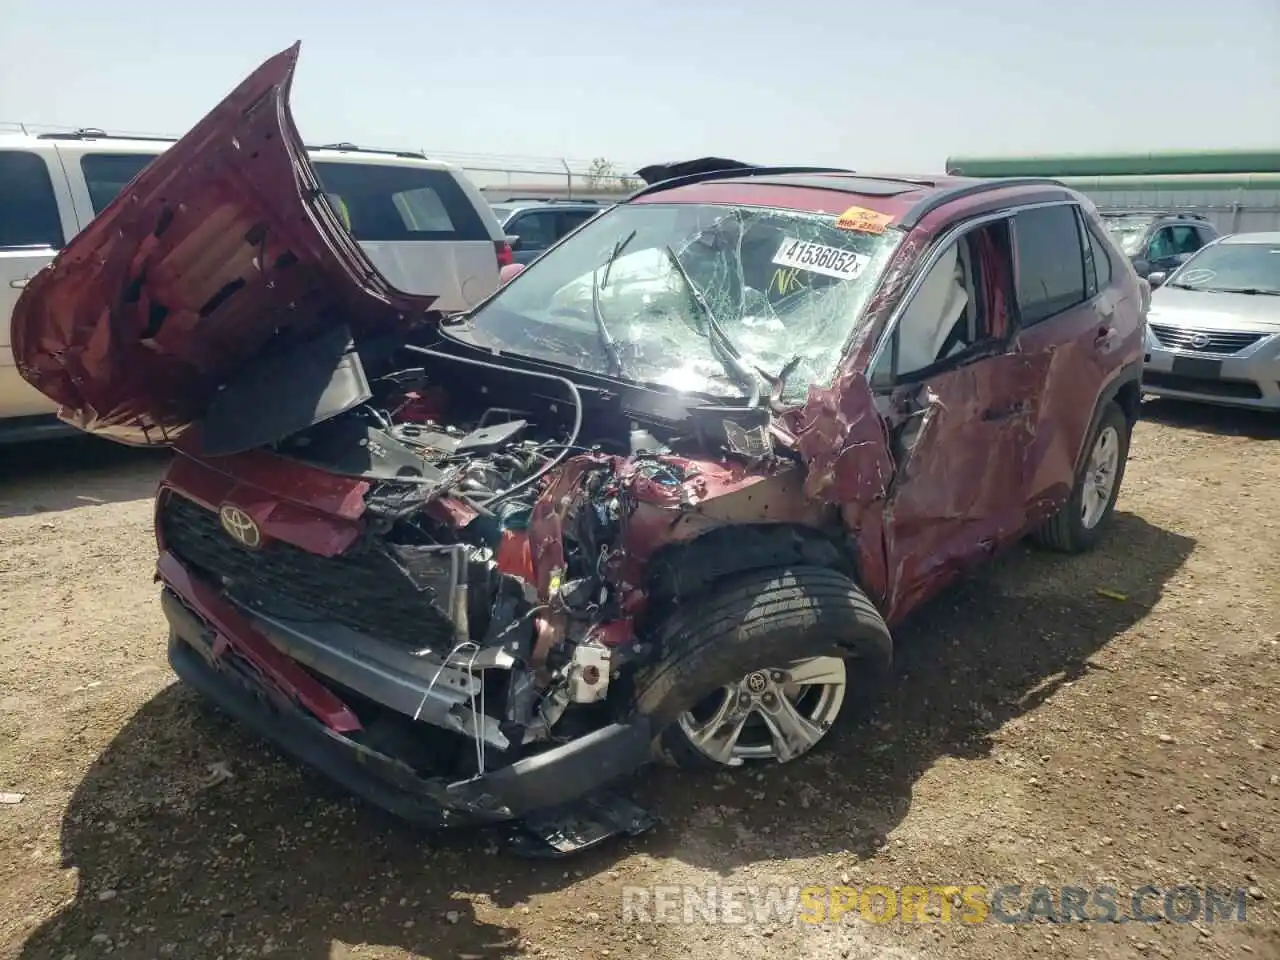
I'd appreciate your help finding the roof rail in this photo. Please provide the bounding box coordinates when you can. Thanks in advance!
[489,196,609,204]
[1096,208,1209,221]
[628,164,859,200]
[898,177,1070,230]
[34,127,176,143]
[308,141,429,160]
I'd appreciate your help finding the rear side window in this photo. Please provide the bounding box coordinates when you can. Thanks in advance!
[508,211,558,250]
[1013,205,1087,325]
[559,210,597,235]
[313,162,490,242]
[1079,213,1113,298]
[0,151,64,249]
[81,153,157,214]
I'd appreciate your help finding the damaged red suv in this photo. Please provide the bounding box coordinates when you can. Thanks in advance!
[11,45,1146,852]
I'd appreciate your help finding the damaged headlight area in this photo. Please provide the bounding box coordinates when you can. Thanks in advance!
[159,339,720,833]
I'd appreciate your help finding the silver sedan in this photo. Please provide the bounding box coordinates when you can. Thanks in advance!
[1142,231,1280,410]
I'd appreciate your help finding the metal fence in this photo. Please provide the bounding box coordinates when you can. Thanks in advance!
[1,120,641,200]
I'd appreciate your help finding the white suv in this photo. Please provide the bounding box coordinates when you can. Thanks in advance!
[1,131,510,441]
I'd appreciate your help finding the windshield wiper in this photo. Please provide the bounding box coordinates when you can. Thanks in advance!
[1216,287,1280,296]
[589,231,637,377]
[662,245,761,406]
[590,267,625,376]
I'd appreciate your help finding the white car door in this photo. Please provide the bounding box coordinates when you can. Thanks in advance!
[0,146,80,420]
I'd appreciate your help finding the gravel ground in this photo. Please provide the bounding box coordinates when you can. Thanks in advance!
[1,398,1278,960]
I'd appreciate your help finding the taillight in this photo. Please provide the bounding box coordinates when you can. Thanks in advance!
[495,240,514,268]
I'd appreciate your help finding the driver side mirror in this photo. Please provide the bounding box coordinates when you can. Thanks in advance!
[1133,258,1151,279]
[1147,271,1168,288]
[506,234,522,252]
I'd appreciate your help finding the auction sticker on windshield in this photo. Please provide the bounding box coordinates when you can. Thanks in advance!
[772,237,870,281]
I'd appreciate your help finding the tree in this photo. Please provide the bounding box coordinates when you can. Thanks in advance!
[585,157,642,192]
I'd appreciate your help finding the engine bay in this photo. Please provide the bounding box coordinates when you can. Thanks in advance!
[234,336,778,779]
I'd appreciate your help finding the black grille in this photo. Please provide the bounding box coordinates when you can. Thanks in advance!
[160,493,458,651]
[1149,324,1264,354]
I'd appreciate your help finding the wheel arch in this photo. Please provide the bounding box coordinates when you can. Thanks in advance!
[1073,359,1142,478]
[642,522,857,610]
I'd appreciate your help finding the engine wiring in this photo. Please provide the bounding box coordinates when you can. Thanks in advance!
[404,344,585,509]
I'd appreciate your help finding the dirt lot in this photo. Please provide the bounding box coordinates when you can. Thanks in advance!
[1,399,1277,960]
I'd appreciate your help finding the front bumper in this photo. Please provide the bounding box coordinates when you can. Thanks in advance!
[1143,331,1280,410]
[159,558,653,827]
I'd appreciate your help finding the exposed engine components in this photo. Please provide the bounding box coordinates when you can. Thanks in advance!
[566,643,612,704]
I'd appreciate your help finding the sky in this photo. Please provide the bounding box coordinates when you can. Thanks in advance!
[2,0,1277,176]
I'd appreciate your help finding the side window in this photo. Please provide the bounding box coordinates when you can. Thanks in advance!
[0,151,64,249]
[872,221,1012,384]
[391,186,455,232]
[557,210,596,239]
[1088,224,1113,289]
[1147,227,1176,261]
[1012,205,1087,326]
[311,163,490,242]
[1078,212,1113,298]
[509,212,557,250]
[1168,225,1201,256]
[80,153,156,214]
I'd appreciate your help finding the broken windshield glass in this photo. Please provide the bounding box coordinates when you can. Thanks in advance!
[463,202,903,402]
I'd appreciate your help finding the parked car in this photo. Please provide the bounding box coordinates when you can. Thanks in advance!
[1142,231,1280,410]
[11,45,1144,852]
[1098,210,1220,282]
[0,129,509,443]
[488,199,608,265]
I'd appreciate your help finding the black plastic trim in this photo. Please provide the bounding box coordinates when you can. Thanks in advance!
[898,178,1071,230]
[163,589,654,826]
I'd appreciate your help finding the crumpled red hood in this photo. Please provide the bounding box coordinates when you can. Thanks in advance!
[9,42,438,446]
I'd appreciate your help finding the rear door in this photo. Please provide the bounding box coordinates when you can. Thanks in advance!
[1011,204,1118,526]
[0,148,79,420]
[311,158,499,311]
[54,144,166,229]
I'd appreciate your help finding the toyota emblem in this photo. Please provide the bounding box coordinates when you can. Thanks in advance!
[218,504,261,549]
[1189,333,1211,349]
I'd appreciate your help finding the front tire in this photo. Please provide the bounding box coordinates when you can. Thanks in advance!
[631,566,892,770]
[1033,400,1130,553]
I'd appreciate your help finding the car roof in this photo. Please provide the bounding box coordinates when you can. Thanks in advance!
[629,168,1073,231]
[1220,231,1280,245]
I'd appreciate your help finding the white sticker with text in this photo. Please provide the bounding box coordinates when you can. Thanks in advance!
[771,237,869,281]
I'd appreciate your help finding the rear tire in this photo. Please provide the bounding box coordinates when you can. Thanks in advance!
[1033,400,1130,553]
[631,566,892,771]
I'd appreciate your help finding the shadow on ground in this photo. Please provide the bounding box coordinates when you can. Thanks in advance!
[1140,396,1280,440]
[0,436,169,518]
[20,512,1193,959]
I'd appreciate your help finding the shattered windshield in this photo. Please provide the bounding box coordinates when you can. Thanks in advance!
[1101,216,1154,257]
[462,202,903,401]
